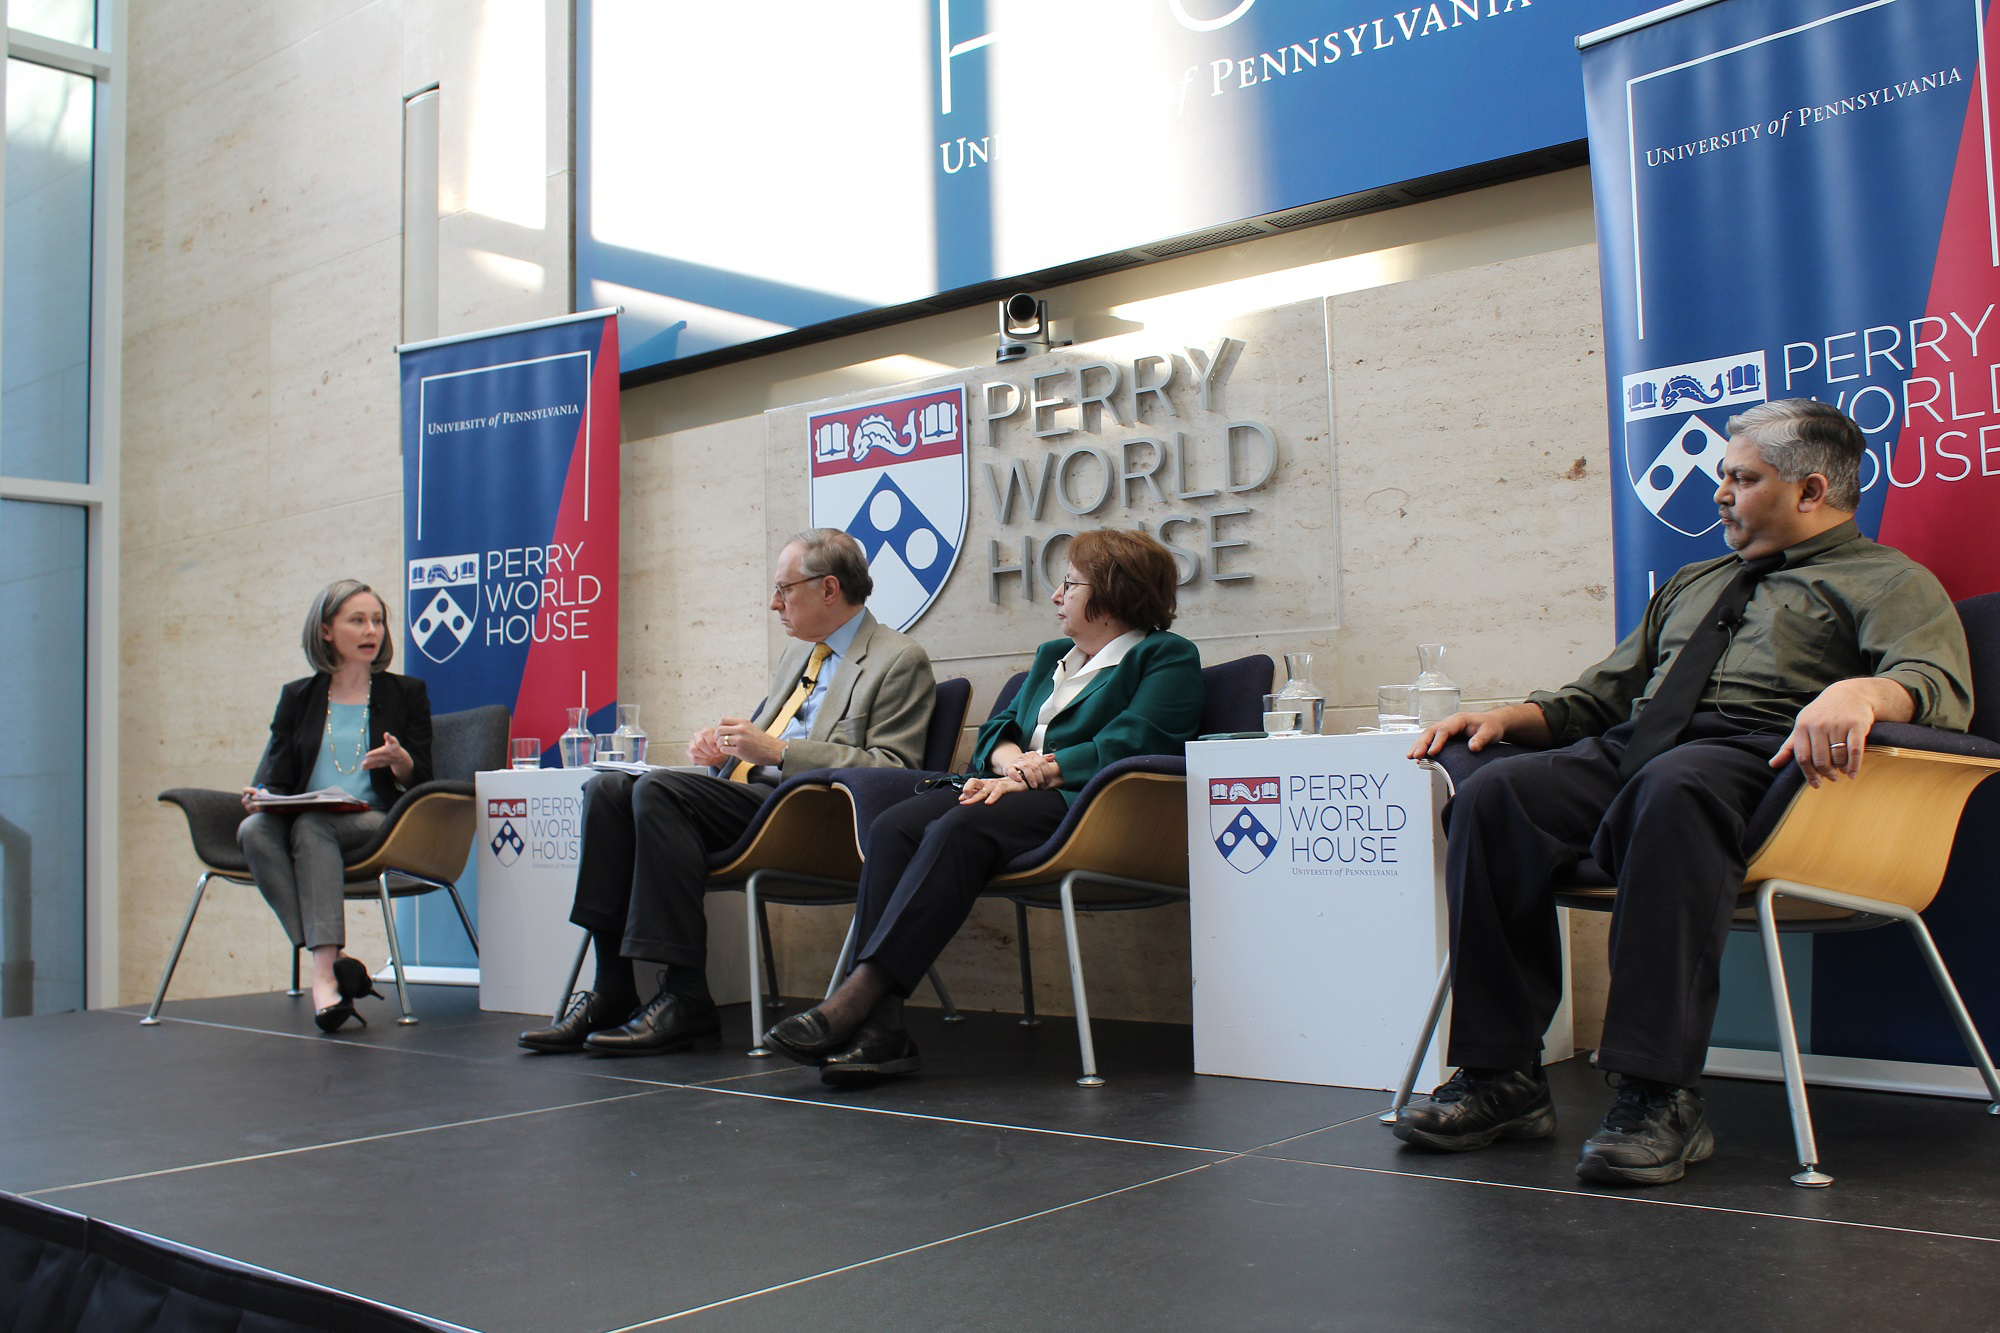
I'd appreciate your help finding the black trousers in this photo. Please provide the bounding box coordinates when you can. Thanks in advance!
[852,787,1071,997]
[1444,715,1786,1088]
[568,768,769,970]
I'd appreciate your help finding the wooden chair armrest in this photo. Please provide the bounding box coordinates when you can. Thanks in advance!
[1742,745,2000,912]
[343,790,475,886]
[986,770,1191,890]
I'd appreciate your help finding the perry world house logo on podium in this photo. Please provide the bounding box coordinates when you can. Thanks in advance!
[408,553,481,664]
[1622,351,1766,537]
[1210,775,1280,873]
[808,386,968,632]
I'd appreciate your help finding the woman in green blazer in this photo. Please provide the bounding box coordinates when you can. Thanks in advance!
[764,529,1203,1082]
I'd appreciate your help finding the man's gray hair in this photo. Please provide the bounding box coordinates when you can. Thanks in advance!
[791,528,872,605]
[1724,398,1864,511]
[302,579,394,674]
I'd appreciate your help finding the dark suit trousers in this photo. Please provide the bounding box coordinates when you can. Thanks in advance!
[853,787,1070,997]
[568,768,768,969]
[1444,714,1786,1088]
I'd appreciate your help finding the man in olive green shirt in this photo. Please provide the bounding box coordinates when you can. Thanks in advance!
[1392,399,1973,1187]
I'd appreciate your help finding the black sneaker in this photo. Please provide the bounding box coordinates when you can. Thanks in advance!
[1392,1066,1557,1152]
[1576,1075,1715,1187]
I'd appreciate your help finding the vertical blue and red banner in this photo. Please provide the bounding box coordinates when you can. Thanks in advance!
[398,310,621,968]
[1583,0,2000,1076]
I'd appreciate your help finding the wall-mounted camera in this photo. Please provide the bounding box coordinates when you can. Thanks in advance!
[996,293,1070,363]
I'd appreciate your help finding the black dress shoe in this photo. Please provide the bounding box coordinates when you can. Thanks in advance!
[761,1007,858,1068]
[314,999,364,1033]
[1392,1066,1556,1152]
[1576,1076,1715,1187]
[819,1026,921,1086]
[583,988,719,1056]
[519,990,636,1053]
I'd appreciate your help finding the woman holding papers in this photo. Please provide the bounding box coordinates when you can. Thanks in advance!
[763,528,1202,1082]
[238,579,433,1032]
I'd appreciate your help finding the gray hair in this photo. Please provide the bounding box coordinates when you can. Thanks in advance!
[1723,398,1863,510]
[790,528,872,604]
[302,579,394,674]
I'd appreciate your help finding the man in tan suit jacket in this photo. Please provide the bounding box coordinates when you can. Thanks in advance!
[519,528,934,1057]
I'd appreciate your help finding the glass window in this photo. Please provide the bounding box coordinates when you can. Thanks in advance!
[5,0,94,47]
[3,57,94,483]
[0,500,86,1014]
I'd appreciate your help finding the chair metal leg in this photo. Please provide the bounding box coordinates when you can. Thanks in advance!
[377,874,419,1026]
[757,897,782,1012]
[141,871,214,1025]
[443,881,479,953]
[1755,883,1830,1186]
[1059,875,1103,1087]
[928,966,962,1020]
[828,916,860,997]
[1379,960,1453,1125]
[1015,900,1039,1027]
[746,877,772,1056]
[557,933,591,1021]
[1892,900,2000,1114]
[288,948,304,997]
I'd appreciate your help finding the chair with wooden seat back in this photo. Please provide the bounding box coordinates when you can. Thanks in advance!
[832,653,1275,1086]
[1384,593,2000,1186]
[144,704,510,1026]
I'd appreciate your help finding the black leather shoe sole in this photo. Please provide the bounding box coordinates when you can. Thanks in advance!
[518,1029,594,1054]
[1576,1120,1716,1186]
[1392,1099,1557,1153]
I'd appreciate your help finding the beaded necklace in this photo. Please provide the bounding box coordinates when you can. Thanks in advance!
[326,700,370,775]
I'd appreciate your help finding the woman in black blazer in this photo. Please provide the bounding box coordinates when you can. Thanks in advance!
[237,579,433,1032]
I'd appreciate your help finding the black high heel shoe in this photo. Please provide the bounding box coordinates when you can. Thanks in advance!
[333,955,384,1004]
[314,998,365,1033]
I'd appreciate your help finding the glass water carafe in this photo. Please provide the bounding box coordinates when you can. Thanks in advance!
[558,706,594,768]
[613,703,649,764]
[1412,643,1461,728]
[1276,652,1326,736]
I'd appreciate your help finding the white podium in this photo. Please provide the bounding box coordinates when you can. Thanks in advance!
[1186,731,1570,1091]
[473,768,750,1016]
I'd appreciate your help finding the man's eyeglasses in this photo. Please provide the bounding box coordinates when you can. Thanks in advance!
[772,576,823,600]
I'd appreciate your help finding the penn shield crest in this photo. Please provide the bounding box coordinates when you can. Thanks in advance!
[1210,775,1281,874]
[1622,352,1767,538]
[808,386,967,632]
[408,554,480,665]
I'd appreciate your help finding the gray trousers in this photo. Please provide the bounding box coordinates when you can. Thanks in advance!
[238,809,388,950]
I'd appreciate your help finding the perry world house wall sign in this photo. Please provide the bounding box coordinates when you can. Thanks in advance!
[578,0,1655,374]
[767,299,1336,654]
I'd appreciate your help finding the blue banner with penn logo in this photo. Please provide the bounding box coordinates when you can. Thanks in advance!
[1583,0,1999,1075]
[397,310,622,968]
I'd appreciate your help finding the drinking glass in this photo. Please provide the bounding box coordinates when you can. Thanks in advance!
[593,732,627,764]
[509,739,541,770]
[1262,692,1303,737]
[1377,684,1421,732]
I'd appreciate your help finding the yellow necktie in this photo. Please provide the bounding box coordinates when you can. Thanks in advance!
[728,641,832,782]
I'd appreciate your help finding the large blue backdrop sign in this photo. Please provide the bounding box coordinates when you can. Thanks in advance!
[579,0,1653,374]
[1582,0,2000,1077]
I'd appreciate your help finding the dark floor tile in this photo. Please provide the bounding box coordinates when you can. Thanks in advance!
[0,1005,650,1195]
[670,1152,2000,1332]
[700,1005,1387,1153]
[1262,1054,2000,1237]
[53,1083,1219,1333]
